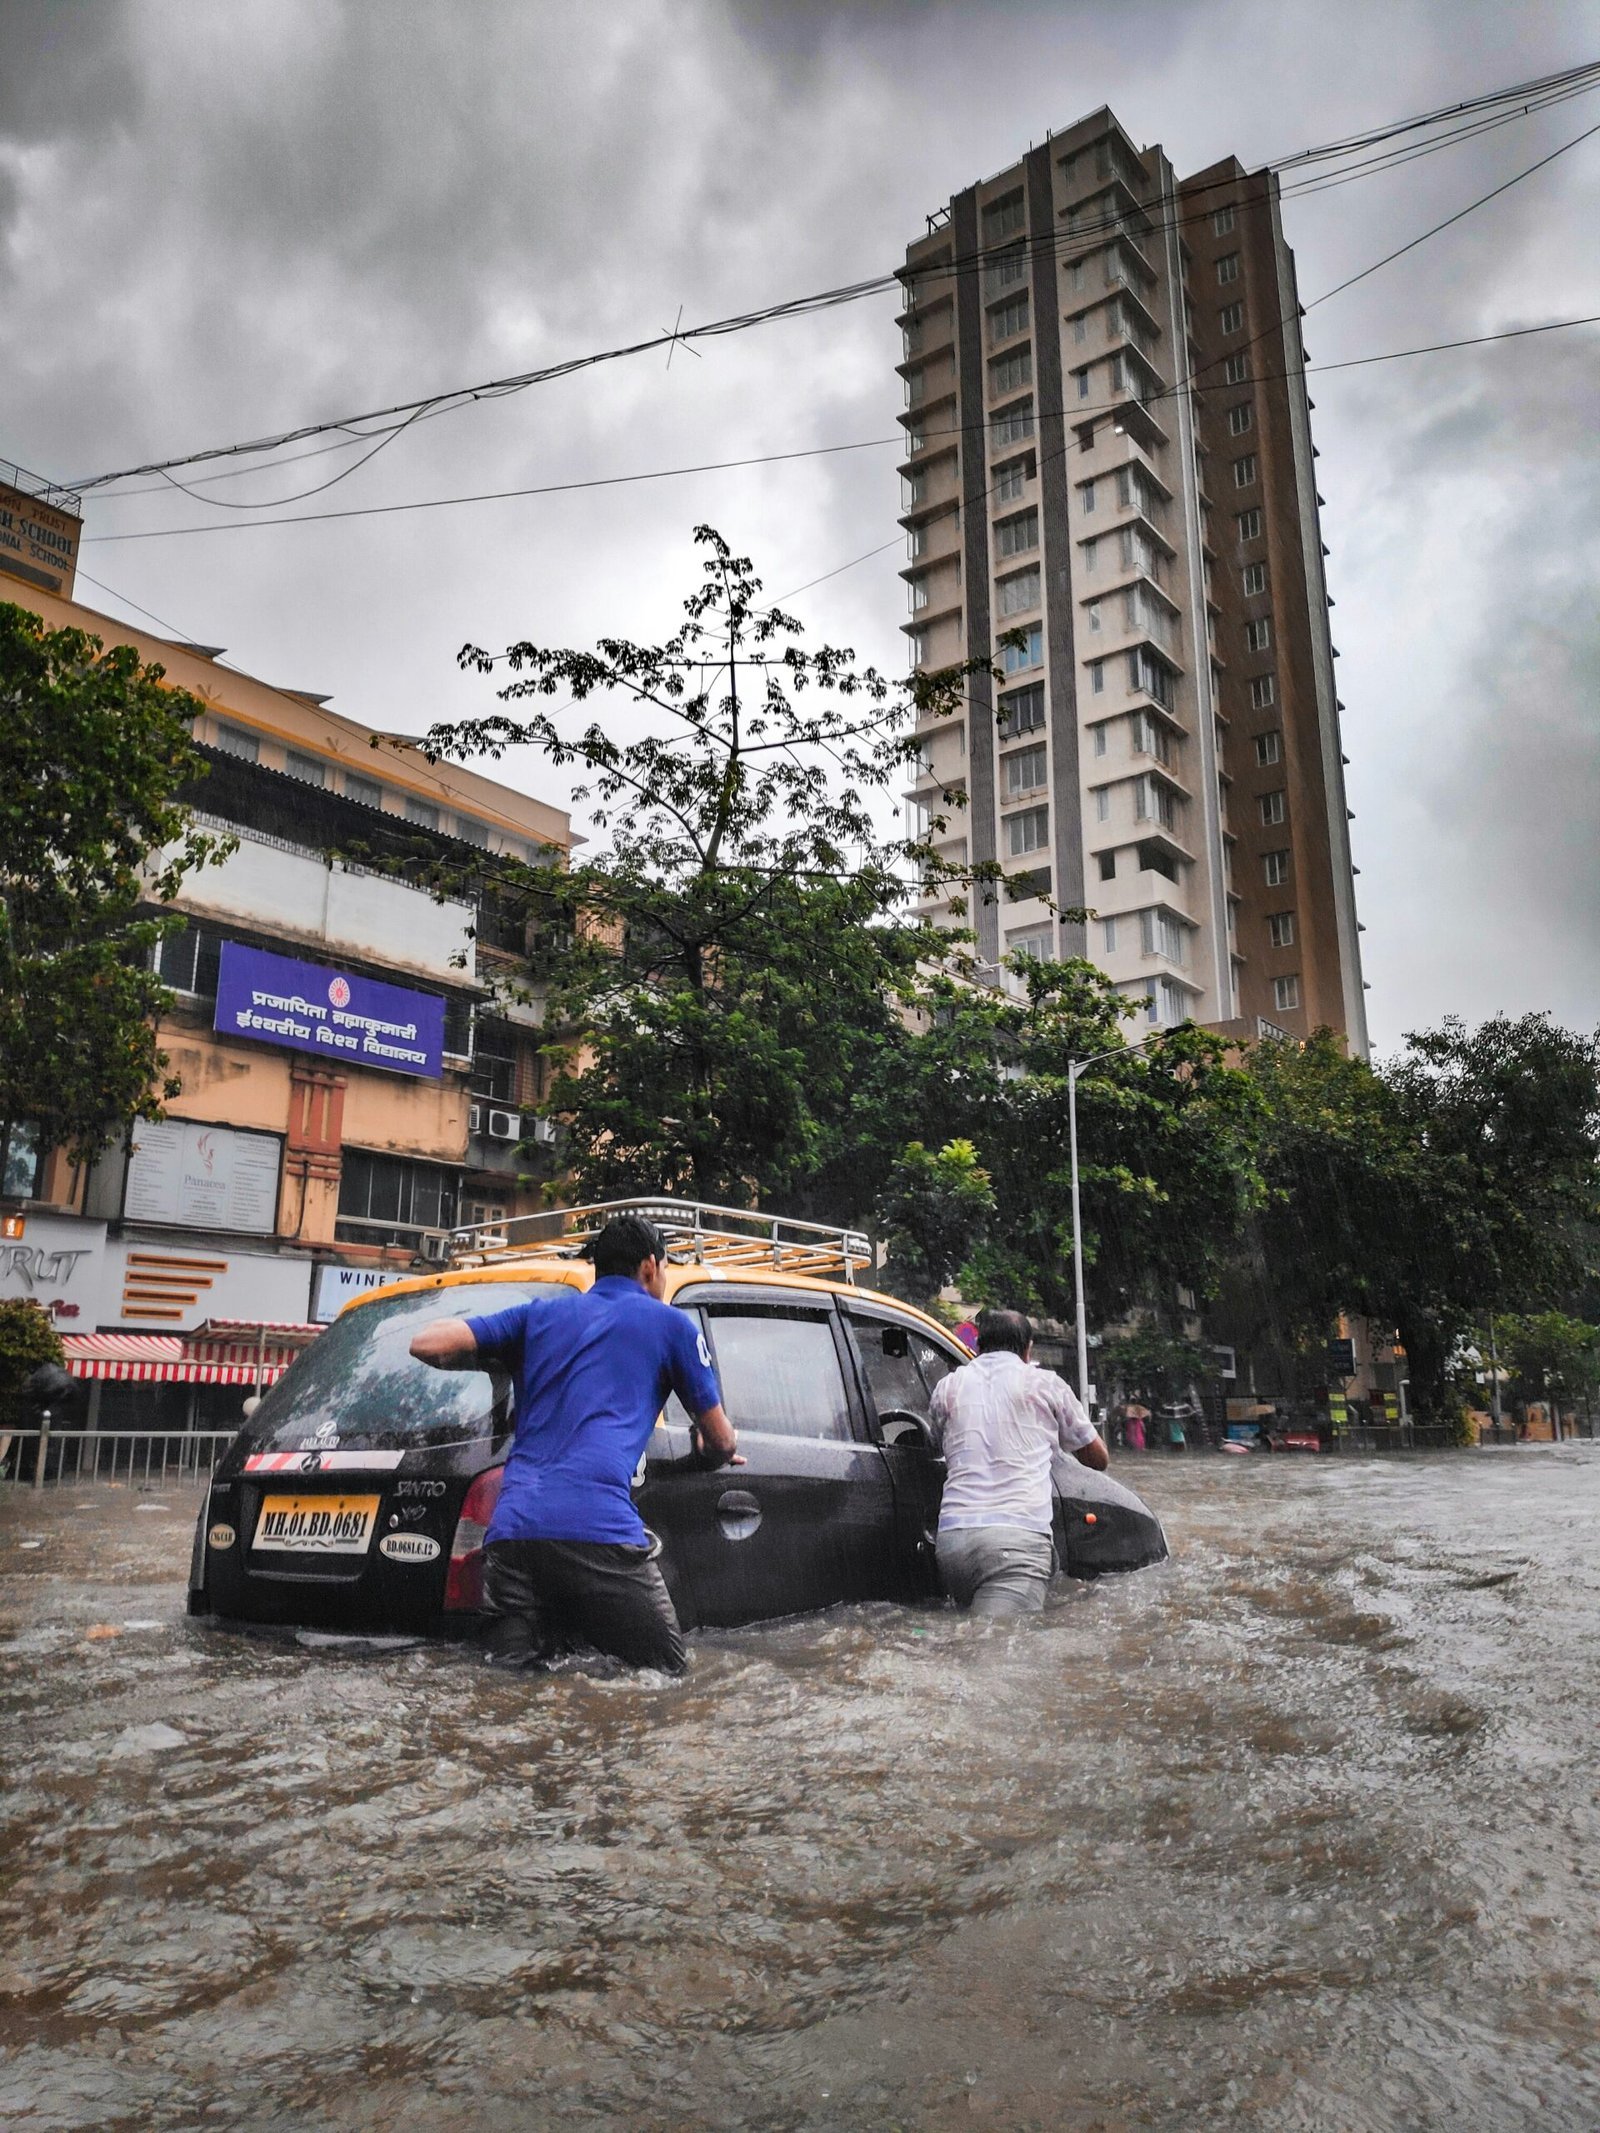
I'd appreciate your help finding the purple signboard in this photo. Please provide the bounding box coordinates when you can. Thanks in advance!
[214,941,445,1079]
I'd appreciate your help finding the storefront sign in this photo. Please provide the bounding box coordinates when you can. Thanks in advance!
[214,941,444,1079]
[107,1240,313,1331]
[312,1263,396,1322]
[124,1119,282,1235]
[0,1213,109,1323]
[0,478,81,598]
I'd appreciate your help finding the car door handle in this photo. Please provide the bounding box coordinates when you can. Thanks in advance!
[715,1489,761,1541]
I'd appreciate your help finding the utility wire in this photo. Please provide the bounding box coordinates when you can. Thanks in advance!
[65,60,1600,497]
[81,312,1600,547]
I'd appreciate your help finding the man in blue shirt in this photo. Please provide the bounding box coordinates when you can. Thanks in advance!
[410,1214,737,1673]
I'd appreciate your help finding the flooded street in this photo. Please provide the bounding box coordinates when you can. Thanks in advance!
[2,1451,1597,2132]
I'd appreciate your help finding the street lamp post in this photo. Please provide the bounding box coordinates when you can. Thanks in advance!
[1067,1026,1168,1409]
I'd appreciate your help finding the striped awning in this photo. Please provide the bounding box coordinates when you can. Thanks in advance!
[61,1333,307,1386]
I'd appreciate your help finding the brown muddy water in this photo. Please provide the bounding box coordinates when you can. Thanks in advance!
[1,1451,1597,2133]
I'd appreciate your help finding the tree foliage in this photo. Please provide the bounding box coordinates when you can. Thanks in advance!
[874,1138,995,1310]
[0,603,226,1166]
[0,1297,65,1430]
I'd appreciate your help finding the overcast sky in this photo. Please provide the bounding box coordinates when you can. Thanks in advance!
[4,0,1598,1053]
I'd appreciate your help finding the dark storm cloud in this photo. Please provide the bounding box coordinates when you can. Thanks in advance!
[1,0,1596,1044]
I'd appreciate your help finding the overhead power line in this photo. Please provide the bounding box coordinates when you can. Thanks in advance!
[80,313,1600,547]
[65,58,1600,497]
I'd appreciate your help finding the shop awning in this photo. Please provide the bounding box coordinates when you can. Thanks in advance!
[61,1327,317,1386]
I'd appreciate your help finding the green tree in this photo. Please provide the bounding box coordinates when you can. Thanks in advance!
[1243,1017,1600,1416]
[1097,1324,1215,1408]
[0,603,226,1169]
[874,1138,995,1310]
[413,527,994,1206]
[0,1297,65,1431]
[1497,1310,1600,1426]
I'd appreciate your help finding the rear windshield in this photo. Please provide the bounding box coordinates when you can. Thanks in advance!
[246,1282,545,1451]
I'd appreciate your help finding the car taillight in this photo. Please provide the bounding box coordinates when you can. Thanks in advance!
[443,1466,503,1612]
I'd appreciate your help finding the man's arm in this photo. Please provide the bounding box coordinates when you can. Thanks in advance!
[1053,1378,1110,1470]
[690,1403,742,1469]
[410,1318,479,1367]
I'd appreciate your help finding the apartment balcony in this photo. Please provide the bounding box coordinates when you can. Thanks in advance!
[168,817,476,987]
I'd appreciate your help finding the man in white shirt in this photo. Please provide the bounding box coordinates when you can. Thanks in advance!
[928,1306,1108,1616]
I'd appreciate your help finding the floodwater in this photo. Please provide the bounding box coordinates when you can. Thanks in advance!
[1,1452,1597,2133]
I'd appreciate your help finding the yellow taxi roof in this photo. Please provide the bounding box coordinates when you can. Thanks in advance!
[337,1258,961,1349]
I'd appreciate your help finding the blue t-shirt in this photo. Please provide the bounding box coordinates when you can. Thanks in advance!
[466,1277,721,1547]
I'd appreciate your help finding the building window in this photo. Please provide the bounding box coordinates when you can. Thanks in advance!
[1,1121,39,1200]
[1272,973,1301,1011]
[991,398,1035,447]
[1233,454,1258,489]
[1081,479,1096,514]
[984,191,1025,242]
[1089,659,1105,694]
[1130,711,1170,764]
[998,683,1046,737]
[1217,253,1240,285]
[1254,731,1281,766]
[1223,352,1250,385]
[154,920,224,999]
[1219,301,1244,334]
[213,722,260,763]
[1127,646,1173,708]
[909,578,930,614]
[1101,916,1118,953]
[456,815,490,848]
[1263,849,1290,886]
[995,509,1038,559]
[988,247,1028,294]
[907,629,926,672]
[990,347,1032,396]
[404,796,440,830]
[1249,674,1276,709]
[1005,805,1049,857]
[994,456,1033,501]
[344,770,384,808]
[989,292,1029,343]
[1242,560,1267,595]
[1212,205,1236,235]
[1227,403,1253,436]
[1135,775,1177,830]
[1003,742,1047,795]
[1140,907,1188,962]
[1077,368,1092,400]
[285,750,326,787]
[1083,536,1098,572]
[1008,926,1053,963]
[336,1151,460,1245]
[1094,786,1110,822]
[1244,616,1271,652]
[1001,626,1044,674]
[1073,311,1089,344]
[1086,599,1102,633]
[1098,850,1117,881]
[470,1022,520,1105]
[1093,724,1108,756]
[1268,911,1296,947]
[1236,506,1262,541]
[997,567,1040,617]
[1259,790,1286,826]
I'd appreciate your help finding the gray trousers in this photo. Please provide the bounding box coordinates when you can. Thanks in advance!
[936,1525,1056,1617]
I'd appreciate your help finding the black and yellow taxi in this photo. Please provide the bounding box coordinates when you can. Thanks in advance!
[190,1202,1168,1632]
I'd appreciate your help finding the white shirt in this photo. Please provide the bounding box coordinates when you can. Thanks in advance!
[928,1350,1097,1534]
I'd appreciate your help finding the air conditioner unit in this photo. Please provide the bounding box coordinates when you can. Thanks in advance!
[468,1102,483,1135]
[486,1108,521,1143]
[530,1116,557,1146]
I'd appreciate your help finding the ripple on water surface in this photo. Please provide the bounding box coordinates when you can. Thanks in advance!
[2,1454,1599,2129]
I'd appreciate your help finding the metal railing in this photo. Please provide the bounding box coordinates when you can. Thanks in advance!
[0,1429,237,1490]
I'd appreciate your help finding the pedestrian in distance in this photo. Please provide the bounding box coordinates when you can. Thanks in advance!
[410,1214,739,1674]
[928,1306,1108,1619]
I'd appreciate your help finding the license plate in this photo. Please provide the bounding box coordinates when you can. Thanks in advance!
[253,1493,380,1554]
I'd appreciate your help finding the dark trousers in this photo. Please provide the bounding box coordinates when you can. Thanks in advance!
[483,1537,687,1675]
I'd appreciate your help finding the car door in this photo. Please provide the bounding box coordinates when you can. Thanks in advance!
[638,1291,899,1628]
[842,1305,965,1596]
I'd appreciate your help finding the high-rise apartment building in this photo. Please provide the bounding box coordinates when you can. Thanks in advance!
[898,108,1367,1051]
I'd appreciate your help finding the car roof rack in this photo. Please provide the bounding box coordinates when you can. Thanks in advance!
[426,1198,873,1283]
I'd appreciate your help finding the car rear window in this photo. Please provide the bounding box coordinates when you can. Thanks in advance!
[245,1282,546,1451]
